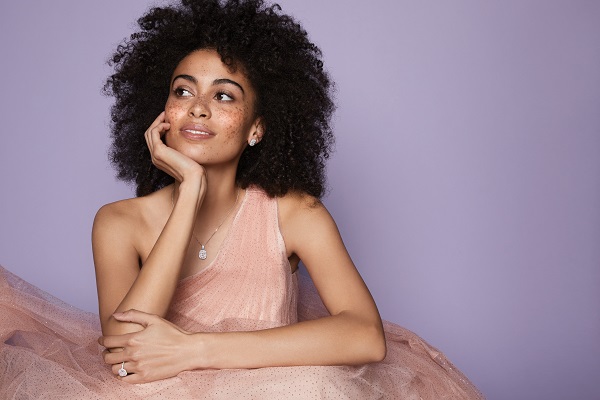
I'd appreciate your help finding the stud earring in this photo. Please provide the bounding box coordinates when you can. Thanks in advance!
[249,138,257,146]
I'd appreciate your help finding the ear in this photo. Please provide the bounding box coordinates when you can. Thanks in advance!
[247,117,265,145]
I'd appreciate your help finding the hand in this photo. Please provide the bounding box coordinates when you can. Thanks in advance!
[99,309,197,384]
[145,111,205,183]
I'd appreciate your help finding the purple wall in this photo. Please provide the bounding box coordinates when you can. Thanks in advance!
[1,1,599,399]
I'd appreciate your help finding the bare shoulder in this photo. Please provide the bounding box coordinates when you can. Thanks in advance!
[93,197,143,233]
[277,190,326,221]
[277,191,338,256]
[92,187,170,243]
[94,186,171,224]
[92,199,142,264]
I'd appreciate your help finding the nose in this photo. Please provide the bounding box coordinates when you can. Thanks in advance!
[189,96,211,118]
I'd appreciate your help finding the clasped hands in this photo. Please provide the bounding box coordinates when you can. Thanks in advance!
[98,310,199,384]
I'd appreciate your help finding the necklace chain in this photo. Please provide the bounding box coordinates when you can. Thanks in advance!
[171,186,240,260]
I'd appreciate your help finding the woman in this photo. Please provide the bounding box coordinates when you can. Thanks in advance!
[0,0,483,398]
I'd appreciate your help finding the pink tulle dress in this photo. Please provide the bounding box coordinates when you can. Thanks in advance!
[0,187,484,399]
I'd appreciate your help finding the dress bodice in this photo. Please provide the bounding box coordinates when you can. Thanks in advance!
[167,187,298,332]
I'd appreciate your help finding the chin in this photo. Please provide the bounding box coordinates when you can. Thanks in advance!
[181,147,211,163]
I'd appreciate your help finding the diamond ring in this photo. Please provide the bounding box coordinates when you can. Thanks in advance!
[118,361,127,377]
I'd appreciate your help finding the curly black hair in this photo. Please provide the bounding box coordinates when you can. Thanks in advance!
[104,0,335,198]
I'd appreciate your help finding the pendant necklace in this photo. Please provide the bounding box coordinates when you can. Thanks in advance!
[171,186,240,260]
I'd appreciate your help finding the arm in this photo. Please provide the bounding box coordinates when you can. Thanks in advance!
[200,194,386,368]
[101,194,386,382]
[93,112,205,336]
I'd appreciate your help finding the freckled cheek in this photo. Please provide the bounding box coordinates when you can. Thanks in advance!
[164,102,187,124]
[218,107,250,141]
[163,102,186,146]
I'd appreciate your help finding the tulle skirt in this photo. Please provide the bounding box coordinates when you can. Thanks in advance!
[0,266,484,399]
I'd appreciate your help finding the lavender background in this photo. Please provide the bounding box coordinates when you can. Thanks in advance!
[1,1,599,399]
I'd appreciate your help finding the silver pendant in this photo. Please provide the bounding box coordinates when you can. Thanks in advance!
[199,245,207,260]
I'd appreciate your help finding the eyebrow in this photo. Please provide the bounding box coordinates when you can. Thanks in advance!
[171,74,245,93]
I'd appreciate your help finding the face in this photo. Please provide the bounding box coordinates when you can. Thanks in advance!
[164,49,261,166]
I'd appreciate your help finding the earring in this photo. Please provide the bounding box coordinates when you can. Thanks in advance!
[249,138,257,146]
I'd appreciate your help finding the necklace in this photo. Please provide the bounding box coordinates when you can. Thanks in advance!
[171,186,240,260]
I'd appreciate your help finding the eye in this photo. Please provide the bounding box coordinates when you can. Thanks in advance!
[216,92,234,101]
[174,87,193,97]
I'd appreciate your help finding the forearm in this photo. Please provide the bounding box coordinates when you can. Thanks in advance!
[193,312,386,369]
[105,181,201,335]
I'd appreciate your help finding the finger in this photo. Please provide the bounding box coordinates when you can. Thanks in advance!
[112,361,146,384]
[112,309,157,327]
[149,111,166,129]
[145,127,153,154]
[120,372,145,384]
[145,111,166,152]
[100,331,136,349]
[150,122,171,142]
[103,350,127,365]
[148,122,171,166]
[145,111,164,135]
[112,361,133,377]
[146,123,168,153]
[102,348,124,366]
[99,343,124,357]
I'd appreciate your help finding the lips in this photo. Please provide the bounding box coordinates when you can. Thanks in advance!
[180,123,215,140]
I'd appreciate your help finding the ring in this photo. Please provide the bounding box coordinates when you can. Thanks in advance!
[118,361,128,377]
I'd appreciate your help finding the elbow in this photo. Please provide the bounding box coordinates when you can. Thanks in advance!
[339,311,387,364]
[352,321,386,364]
[374,337,387,362]
[365,324,387,363]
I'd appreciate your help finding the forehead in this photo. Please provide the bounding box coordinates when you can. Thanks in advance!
[171,49,249,85]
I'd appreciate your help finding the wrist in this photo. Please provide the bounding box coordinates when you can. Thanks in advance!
[188,332,219,370]
[179,164,205,188]
[175,181,202,206]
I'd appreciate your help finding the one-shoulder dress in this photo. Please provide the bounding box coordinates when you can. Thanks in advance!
[0,187,484,399]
